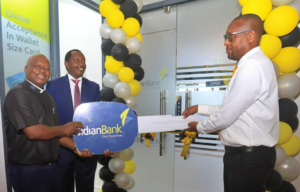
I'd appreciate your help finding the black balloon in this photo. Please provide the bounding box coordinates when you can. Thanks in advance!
[120,0,137,18]
[112,44,129,61]
[98,155,112,166]
[279,98,298,121]
[112,0,124,4]
[266,170,282,191]
[112,97,126,104]
[99,167,115,181]
[124,53,142,71]
[101,87,116,101]
[134,67,144,81]
[285,117,299,133]
[133,14,143,27]
[102,181,118,192]
[279,26,300,48]
[101,39,115,56]
[117,188,127,192]
[273,181,296,192]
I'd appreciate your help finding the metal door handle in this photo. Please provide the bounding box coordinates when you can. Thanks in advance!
[159,89,166,156]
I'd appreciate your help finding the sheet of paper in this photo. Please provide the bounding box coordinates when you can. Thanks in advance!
[137,115,202,133]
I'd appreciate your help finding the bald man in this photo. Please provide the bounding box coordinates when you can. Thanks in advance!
[183,14,279,192]
[3,54,94,192]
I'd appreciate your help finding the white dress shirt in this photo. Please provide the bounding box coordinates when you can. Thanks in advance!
[196,46,279,147]
[68,74,82,109]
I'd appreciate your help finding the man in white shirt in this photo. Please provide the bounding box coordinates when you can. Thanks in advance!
[182,14,279,192]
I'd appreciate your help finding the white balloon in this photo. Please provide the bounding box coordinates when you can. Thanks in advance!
[119,148,134,161]
[100,23,113,39]
[274,156,300,182]
[133,0,143,13]
[275,145,286,166]
[103,72,120,89]
[278,73,300,99]
[122,175,135,190]
[272,61,280,78]
[124,95,137,108]
[108,157,125,173]
[111,28,127,44]
[114,82,131,99]
[125,37,141,54]
[112,151,121,157]
[271,0,294,6]
[114,172,130,187]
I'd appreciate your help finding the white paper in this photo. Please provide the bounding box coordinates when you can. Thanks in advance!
[137,115,202,133]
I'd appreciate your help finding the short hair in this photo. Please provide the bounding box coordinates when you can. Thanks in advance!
[232,14,264,36]
[65,49,81,62]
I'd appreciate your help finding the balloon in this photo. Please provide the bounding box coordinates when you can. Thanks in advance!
[112,97,126,104]
[114,172,130,187]
[112,151,121,157]
[133,0,143,13]
[125,37,141,53]
[124,95,137,108]
[279,26,300,48]
[279,98,298,121]
[102,181,118,192]
[122,18,140,37]
[128,80,141,95]
[98,154,112,166]
[277,122,292,145]
[134,67,144,81]
[134,32,143,43]
[273,181,296,192]
[120,1,137,18]
[272,61,280,78]
[119,148,134,161]
[114,82,131,99]
[112,0,124,4]
[124,54,142,71]
[238,0,250,6]
[260,34,282,59]
[281,134,300,156]
[271,0,295,6]
[106,55,113,60]
[266,170,282,191]
[103,73,120,89]
[278,73,300,99]
[101,39,115,56]
[107,10,125,28]
[274,156,300,182]
[285,117,299,133]
[105,58,124,73]
[122,175,135,190]
[132,14,143,27]
[242,0,272,21]
[123,160,136,175]
[101,87,116,101]
[111,28,127,44]
[264,6,299,36]
[108,158,125,174]
[112,44,129,61]
[275,145,286,166]
[273,47,300,73]
[99,0,119,18]
[100,23,113,39]
[118,67,134,83]
[99,166,115,181]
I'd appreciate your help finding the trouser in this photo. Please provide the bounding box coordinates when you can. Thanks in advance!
[223,145,276,192]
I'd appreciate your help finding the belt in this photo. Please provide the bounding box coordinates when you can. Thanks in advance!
[224,146,271,153]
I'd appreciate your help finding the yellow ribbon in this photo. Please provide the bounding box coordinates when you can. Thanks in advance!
[141,133,156,148]
[180,131,197,158]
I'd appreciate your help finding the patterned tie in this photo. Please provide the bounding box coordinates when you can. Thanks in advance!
[72,79,80,109]
[232,65,238,76]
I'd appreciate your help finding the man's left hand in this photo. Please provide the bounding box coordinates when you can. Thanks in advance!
[185,121,198,132]
[76,148,94,157]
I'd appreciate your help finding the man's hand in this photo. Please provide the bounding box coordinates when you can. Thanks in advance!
[182,105,198,119]
[63,122,84,136]
[184,121,198,132]
[76,148,94,157]
[104,149,114,157]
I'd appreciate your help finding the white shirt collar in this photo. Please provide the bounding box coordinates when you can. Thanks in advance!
[67,73,83,82]
[238,46,261,66]
[26,79,45,93]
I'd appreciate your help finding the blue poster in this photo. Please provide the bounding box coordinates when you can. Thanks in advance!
[5,71,25,89]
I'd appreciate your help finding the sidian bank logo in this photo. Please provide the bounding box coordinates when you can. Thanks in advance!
[78,108,133,136]
[141,67,169,87]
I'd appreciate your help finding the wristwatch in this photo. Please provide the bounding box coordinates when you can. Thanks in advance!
[73,146,77,154]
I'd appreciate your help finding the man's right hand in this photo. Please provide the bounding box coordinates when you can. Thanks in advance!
[63,122,84,135]
[182,105,198,119]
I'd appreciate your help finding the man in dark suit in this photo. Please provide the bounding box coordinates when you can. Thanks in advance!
[46,49,102,192]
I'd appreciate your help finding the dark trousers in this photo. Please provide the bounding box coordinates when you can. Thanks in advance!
[223,146,276,192]
[57,147,98,192]
[8,163,60,192]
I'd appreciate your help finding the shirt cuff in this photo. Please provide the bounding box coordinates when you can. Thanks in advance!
[196,122,206,134]
[197,105,211,116]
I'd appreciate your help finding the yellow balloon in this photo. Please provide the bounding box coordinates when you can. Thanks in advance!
[107,9,125,28]
[100,189,102,192]
[105,58,124,73]
[122,18,140,37]
[238,0,250,6]
[277,122,292,145]
[242,0,272,21]
[99,0,118,18]
[281,134,300,156]
[260,34,282,59]
[106,55,113,60]
[128,80,141,95]
[118,67,134,83]
[123,160,136,175]
[134,32,143,43]
[264,5,299,36]
[272,47,300,73]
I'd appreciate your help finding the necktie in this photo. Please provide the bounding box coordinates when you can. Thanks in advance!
[72,79,80,109]
[232,65,238,76]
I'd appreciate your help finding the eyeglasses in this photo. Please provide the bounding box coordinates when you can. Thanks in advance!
[73,59,86,64]
[33,65,51,72]
[224,29,251,42]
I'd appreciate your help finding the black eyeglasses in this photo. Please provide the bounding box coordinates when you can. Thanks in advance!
[224,29,251,42]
